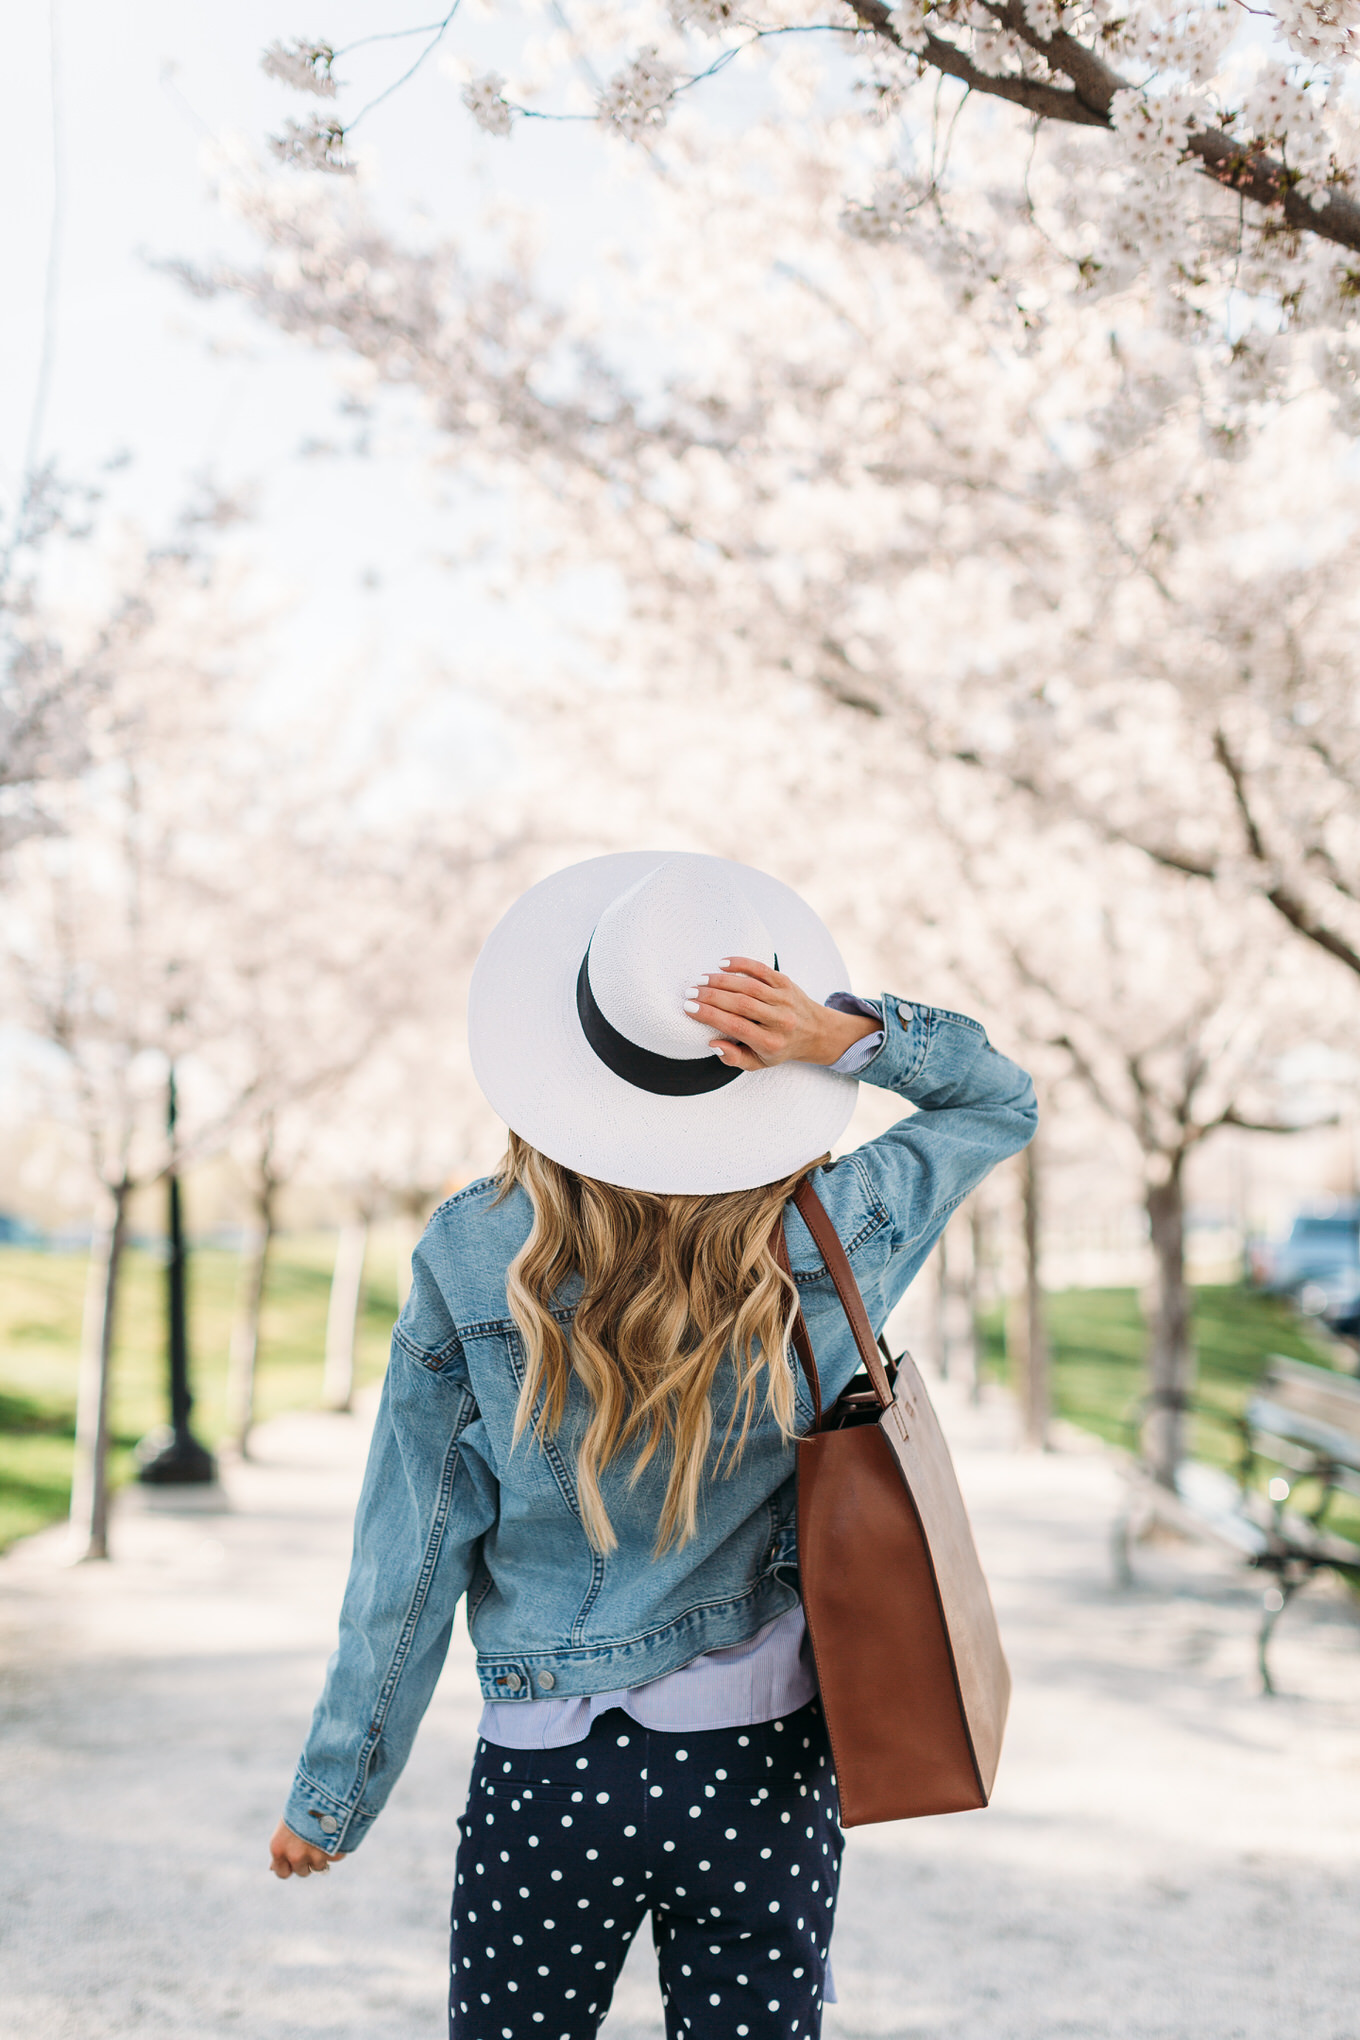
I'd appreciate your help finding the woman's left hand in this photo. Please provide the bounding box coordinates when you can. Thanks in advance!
[683,959,878,1071]
[269,1818,347,1879]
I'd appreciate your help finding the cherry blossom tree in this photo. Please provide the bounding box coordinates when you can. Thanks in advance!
[258,2,1360,288]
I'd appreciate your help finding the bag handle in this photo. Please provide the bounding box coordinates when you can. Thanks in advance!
[773,1178,896,1433]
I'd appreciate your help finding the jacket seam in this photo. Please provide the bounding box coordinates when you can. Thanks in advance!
[475,1573,796,1666]
[333,1391,474,1844]
[392,1321,465,1370]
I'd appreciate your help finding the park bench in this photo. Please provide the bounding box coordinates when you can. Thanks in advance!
[1113,1354,1360,1692]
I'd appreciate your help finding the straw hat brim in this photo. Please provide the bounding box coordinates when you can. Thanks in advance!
[467,852,858,1194]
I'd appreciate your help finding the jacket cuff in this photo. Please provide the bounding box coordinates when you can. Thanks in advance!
[283,1768,376,1857]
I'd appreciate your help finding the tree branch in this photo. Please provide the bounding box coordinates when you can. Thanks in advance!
[847,0,1360,256]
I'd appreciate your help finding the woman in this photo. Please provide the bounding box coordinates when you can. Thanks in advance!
[269,852,1036,2040]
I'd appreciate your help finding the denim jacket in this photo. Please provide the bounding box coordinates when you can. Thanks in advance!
[285,999,1036,1853]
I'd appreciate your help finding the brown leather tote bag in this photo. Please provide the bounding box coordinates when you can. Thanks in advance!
[776,1178,1010,1828]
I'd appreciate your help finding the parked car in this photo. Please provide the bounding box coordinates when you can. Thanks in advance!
[1257,1201,1360,1312]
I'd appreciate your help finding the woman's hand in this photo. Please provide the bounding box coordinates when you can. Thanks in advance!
[269,1818,346,1879]
[683,959,878,1072]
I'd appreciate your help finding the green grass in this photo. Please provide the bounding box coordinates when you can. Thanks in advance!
[0,1236,402,1552]
[981,1284,1360,1544]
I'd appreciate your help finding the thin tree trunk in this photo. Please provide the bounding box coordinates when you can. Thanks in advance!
[69,1179,130,1561]
[933,1227,950,1379]
[1143,1157,1193,1488]
[225,1182,276,1458]
[968,1199,989,1407]
[1006,1141,1051,1449]
[323,1218,368,1413]
[395,1198,426,1311]
[940,1209,980,1398]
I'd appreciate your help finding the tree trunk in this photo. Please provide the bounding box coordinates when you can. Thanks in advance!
[933,1226,950,1380]
[69,1179,130,1561]
[395,1196,428,1311]
[941,1209,980,1398]
[1006,1141,1050,1449]
[968,1198,990,1407]
[1143,1158,1193,1488]
[225,1183,276,1458]
[323,1218,368,1413]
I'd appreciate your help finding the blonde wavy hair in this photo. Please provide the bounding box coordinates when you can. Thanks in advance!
[495,1131,823,1555]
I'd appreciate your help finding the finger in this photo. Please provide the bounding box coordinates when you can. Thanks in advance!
[715,956,781,986]
[696,1007,777,1052]
[711,1038,764,1070]
[270,1854,294,1879]
[693,969,783,1006]
[687,988,785,1027]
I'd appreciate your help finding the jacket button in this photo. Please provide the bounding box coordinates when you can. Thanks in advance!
[504,1672,522,1692]
[539,1671,555,1690]
[318,1814,339,1835]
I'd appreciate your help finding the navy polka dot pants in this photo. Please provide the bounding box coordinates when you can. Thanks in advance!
[450,1696,842,2040]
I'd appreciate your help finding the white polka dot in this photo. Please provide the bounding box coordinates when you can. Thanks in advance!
[650,1786,663,1798]
[734,1878,747,1892]
[725,1828,737,1840]
[616,1735,630,1746]
[689,1806,701,1818]
[738,1736,749,1747]
[596,1792,610,1804]
[768,1900,780,1912]
[585,1848,597,1860]
[768,2001,781,2012]
[709,1994,721,2006]
[576,1757,589,1770]
[760,1847,772,1859]
[623,1825,637,1837]
[698,1859,710,1870]
[715,1768,727,1780]
[663,1840,676,1852]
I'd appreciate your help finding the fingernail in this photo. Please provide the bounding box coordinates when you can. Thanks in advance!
[695,975,709,986]
[719,959,731,968]
[684,1000,700,1013]
[684,985,699,999]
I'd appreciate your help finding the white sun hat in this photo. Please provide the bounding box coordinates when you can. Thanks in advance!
[467,851,859,1194]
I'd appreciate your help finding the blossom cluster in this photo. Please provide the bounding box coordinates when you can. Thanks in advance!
[668,0,741,32]
[267,114,355,175]
[596,47,679,138]
[261,39,339,97]
[463,73,516,137]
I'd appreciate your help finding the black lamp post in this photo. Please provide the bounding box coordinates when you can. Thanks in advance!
[136,1063,216,1486]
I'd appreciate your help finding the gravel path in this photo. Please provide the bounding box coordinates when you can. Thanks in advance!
[2,1380,1358,2040]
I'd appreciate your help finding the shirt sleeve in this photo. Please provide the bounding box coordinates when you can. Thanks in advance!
[823,991,885,1076]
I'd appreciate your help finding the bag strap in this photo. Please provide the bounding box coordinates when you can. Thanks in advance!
[773,1178,896,1433]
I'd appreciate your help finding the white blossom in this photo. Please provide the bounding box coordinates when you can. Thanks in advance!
[597,48,678,139]
[462,72,516,137]
[260,39,339,98]
[267,114,355,175]
[668,0,741,32]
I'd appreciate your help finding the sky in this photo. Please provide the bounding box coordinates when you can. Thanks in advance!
[1,1,647,773]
